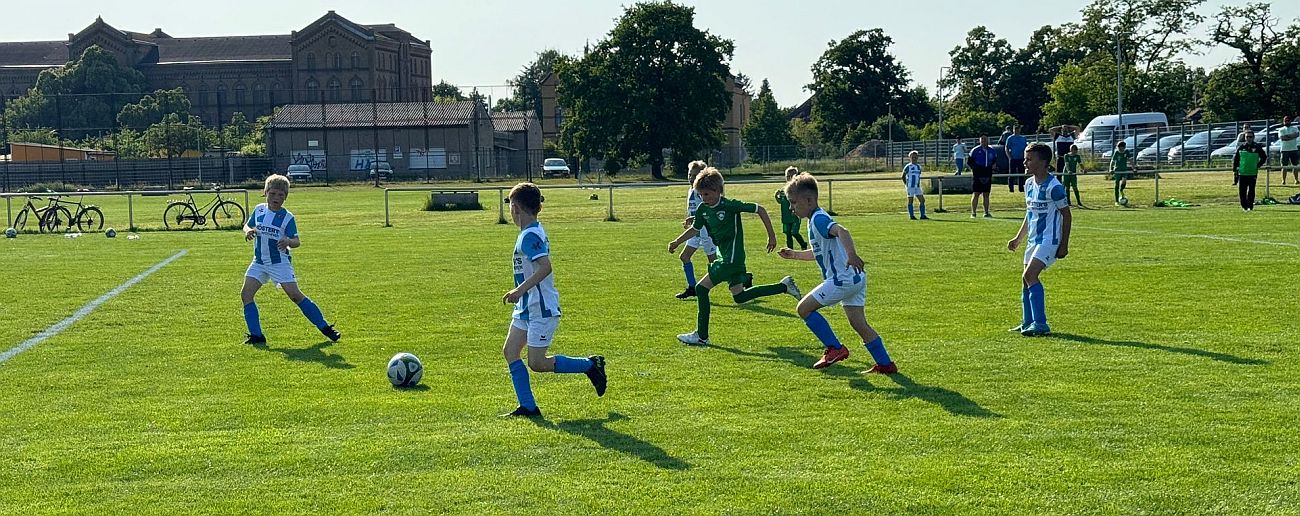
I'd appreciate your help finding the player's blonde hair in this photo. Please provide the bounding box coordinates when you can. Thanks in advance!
[784,166,799,180]
[785,172,819,200]
[687,160,708,178]
[693,167,724,193]
[264,174,290,194]
[509,182,544,215]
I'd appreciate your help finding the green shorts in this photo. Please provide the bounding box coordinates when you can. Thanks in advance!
[782,221,801,235]
[1113,170,1130,181]
[707,260,749,287]
[1062,174,1078,186]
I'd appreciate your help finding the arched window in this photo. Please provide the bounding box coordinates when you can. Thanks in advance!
[333,53,341,70]
[305,78,319,100]
[234,83,247,106]
[327,78,341,101]
[351,51,360,69]
[306,52,316,71]
[349,77,364,101]
[196,85,209,107]
[216,83,227,105]
[253,82,265,104]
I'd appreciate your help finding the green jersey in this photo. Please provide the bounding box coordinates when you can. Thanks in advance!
[1110,150,1130,173]
[1063,154,1082,175]
[1235,143,1267,176]
[692,197,758,265]
[775,190,799,226]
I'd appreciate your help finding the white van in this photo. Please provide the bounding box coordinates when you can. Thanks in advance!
[1075,112,1169,153]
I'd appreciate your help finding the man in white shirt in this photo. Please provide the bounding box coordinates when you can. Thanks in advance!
[1279,116,1299,185]
[952,141,967,175]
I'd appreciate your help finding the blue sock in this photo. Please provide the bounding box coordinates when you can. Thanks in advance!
[553,355,592,374]
[803,311,842,349]
[296,297,328,329]
[1020,287,1031,327]
[508,360,537,410]
[684,262,696,288]
[920,202,927,216]
[865,336,893,366]
[243,302,262,337]
[1028,282,1047,326]
[907,202,915,218]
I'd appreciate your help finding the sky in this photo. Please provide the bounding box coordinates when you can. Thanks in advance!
[4,1,1298,107]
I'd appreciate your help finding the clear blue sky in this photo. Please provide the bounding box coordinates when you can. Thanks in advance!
[4,1,1297,106]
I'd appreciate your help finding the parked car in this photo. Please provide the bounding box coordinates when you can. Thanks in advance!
[286,164,313,182]
[1211,123,1283,160]
[1075,112,1170,154]
[541,158,571,178]
[1136,134,1186,162]
[368,161,393,180]
[1167,130,1236,163]
[1102,133,1159,159]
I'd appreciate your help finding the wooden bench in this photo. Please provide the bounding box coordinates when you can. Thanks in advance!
[926,176,973,195]
[426,190,481,211]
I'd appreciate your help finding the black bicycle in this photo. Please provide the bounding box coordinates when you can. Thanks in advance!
[12,196,65,233]
[163,188,246,230]
[46,195,105,232]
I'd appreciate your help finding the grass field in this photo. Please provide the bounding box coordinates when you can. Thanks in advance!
[1,171,1298,514]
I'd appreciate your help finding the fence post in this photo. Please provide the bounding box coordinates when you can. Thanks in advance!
[128,193,134,231]
[384,189,390,227]
[827,180,834,215]
[497,187,507,224]
[5,197,11,228]
[937,177,944,212]
[606,186,616,221]
[1154,173,1159,204]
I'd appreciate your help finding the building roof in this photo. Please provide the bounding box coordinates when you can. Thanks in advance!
[491,111,533,132]
[150,35,292,64]
[0,41,68,67]
[269,101,479,129]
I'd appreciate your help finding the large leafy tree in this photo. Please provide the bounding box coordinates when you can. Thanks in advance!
[1073,0,1208,72]
[556,1,734,180]
[430,81,466,102]
[943,27,1014,114]
[1209,2,1298,118]
[808,29,911,146]
[3,45,146,138]
[741,79,796,162]
[117,88,193,130]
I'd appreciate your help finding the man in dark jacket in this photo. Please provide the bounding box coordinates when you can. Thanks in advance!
[1233,131,1268,211]
[969,135,998,218]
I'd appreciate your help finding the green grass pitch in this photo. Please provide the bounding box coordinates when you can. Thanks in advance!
[1,171,1297,513]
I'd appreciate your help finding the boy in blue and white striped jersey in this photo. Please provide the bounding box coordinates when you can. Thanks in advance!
[240,174,339,345]
[778,172,897,374]
[1007,143,1072,336]
[903,151,927,220]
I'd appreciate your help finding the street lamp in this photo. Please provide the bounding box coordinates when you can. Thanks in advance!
[887,102,892,167]
[938,66,951,166]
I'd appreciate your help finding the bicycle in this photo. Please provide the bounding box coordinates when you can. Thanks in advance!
[163,188,247,230]
[12,196,67,233]
[46,195,105,232]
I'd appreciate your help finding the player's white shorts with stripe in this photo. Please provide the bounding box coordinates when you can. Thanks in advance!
[1024,244,1059,269]
[906,185,923,197]
[512,316,560,348]
[810,279,866,308]
[686,231,717,255]
[246,261,297,285]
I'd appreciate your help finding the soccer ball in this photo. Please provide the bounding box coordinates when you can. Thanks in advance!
[4,227,15,239]
[105,228,117,238]
[1118,196,1129,206]
[387,352,424,387]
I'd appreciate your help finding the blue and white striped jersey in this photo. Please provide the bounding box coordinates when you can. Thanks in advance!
[513,221,560,321]
[1024,175,1070,245]
[808,208,864,287]
[904,163,922,189]
[248,203,298,265]
[687,187,704,217]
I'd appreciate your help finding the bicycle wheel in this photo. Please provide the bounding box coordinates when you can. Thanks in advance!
[77,206,105,232]
[14,209,29,232]
[209,201,246,230]
[41,206,72,233]
[164,202,198,230]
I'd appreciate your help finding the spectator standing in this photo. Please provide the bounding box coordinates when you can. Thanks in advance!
[1279,116,1299,185]
[1005,126,1028,192]
[952,140,968,175]
[1233,132,1268,211]
[969,136,997,218]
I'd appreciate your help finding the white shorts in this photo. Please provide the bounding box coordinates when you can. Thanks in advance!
[1024,244,1059,269]
[906,185,923,197]
[809,279,866,308]
[512,317,560,348]
[686,230,717,255]
[245,261,297,285]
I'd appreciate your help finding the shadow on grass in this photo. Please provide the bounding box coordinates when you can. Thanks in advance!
[1046,332,1267,365]
[531,412,690,471]
[729,300,799,319]
[769,346,1003,419]
[255,340,355,369]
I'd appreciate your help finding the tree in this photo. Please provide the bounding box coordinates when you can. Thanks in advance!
[117,88,192,130]
[494,49,564,121]
[999,25,1088,131]
[741,79,796,161]
[143,113,215,159]
[943,27,1015,114]
[808,29,911,146]
[555,1,734,180]
[1040,57,1125,128]
[1211,2,1294,116]
[920,111,1016,140]
[3,45,146,138]
[430,81,466,102]
[1075,0,1208,72]
[6,128,60,146]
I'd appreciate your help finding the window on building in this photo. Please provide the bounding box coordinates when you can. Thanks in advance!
[327,78,341,101]
[351,51,360,69]
[234,84,246,106]
[216,84,227,106]
[253,83,265,104]
[306,52,316,71]
[555,107,565,129]
[306,78,319,100]
[197,86,209,107]
[349,77,364,101]
[333,53,341,70]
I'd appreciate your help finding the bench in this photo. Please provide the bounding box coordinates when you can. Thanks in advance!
[926,176,973,195]
[425,190,481,211]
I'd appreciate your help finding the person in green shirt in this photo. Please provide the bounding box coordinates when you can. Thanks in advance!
[1110,141,1131,205]
[1233,131,1269,212]
[669,167,802,346]
[1062,144,1083,207]
[776,166,808,250]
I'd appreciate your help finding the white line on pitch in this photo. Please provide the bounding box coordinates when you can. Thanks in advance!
[988,218,1299,248]
[0,250,188,366]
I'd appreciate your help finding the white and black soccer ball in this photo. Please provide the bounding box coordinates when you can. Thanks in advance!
[105,228,117,238]
[4,227,15,239]
[1119,196,1129,206]
[387,352,423,387]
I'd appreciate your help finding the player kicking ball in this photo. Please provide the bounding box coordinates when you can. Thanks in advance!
[777,172,897,373]
[1007,143,1072,336]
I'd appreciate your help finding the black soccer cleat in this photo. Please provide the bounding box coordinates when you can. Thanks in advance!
[743,272,754,289]
[675,286,697,299]
[585,355,607,397]
[244,334,266,345]
[501,405,543,418]
[319,324,341,342]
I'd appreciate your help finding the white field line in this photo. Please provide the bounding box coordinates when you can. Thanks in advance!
[0,250,188,366]
[992,218,1300,248]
